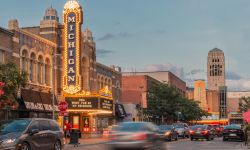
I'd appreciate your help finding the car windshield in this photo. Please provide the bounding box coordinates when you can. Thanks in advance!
[224,125,241,130]
[0,119,31,134]
[118,123,148,132]
[173,124,184,128]
[159,125,172,130]
[191,125,206,130]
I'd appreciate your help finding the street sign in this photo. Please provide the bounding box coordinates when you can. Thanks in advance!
[58,101,68,111]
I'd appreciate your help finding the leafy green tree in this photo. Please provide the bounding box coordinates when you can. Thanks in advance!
[146,83,209,124]
[0,62,28,109]
[239,96,250,112]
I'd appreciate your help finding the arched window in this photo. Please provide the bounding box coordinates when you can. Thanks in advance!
[37,56,44,84]
[100,76,104,89]
[21,50,28,72]
[45,58,51,86]
[30,53,36,82]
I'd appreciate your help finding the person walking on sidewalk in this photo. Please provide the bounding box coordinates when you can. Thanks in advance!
[64,120,72,138]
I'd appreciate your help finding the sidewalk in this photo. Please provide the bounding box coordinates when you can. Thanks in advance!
[64,134,109,148]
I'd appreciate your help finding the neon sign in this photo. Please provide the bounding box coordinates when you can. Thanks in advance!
[63,0,82,94]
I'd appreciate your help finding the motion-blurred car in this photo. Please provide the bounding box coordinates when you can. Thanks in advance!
[107,122,163,150]
[223,124,245,141]
[173,123,190,138]
[189,125,215,141]
[0,118,65,150]
[158,125,178,141]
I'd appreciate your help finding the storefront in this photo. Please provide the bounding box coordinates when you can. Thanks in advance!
[17,89,59,119]
[64,95,114,134]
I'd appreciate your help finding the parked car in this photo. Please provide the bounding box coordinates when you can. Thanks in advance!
[210,124,223,137]
[189,125,215,141]
[173,123,190,138]
[0,118,65,150]
[223,124,245,141]
[158,125,178,141]
[107,122,164,150]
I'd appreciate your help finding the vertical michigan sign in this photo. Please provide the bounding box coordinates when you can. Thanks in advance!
[63,0,83,94]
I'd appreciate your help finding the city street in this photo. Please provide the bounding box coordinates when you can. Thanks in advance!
[64,137,249,150]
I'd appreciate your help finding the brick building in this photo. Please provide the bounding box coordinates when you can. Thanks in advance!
[0,0,123,133]
[122,71,186,96]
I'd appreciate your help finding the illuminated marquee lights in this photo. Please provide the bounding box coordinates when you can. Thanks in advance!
[63,0,83,94]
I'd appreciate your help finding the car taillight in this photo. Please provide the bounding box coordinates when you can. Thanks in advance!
[189,130,194,134]
[133,133,147,140]
[201,130,208,134]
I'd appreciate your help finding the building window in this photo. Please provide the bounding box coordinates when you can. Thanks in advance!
[37,56,44,84]
[0,50,5,64]
[30,53,36,82]
[21,50,29,72]
[45,58,51,86]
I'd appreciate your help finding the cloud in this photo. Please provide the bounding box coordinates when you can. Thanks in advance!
[142,63,185,79]
[96,49,114,58]
[186,69,205,76]
[97,34,116,41]
[226,71,242,80]
[98,32,132,41]
[227,79,250,91]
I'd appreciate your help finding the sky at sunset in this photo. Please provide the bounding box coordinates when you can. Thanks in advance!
[1,0,250,91]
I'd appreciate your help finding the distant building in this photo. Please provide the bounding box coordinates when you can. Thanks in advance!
[194,80,207,111]
[121,75,161,108]
[186,87,194,100]
[227,91,250,113]
[207,48,225,91]
[122,71,186,96]
[219,86,227,118]
[206,90,219,113]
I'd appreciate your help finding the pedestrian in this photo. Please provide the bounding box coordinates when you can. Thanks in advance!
[64,120,72,138]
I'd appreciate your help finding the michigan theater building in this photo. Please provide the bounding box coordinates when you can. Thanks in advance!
[0,0,125,133]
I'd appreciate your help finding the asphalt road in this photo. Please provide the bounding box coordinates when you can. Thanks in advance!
[64,137,249,150]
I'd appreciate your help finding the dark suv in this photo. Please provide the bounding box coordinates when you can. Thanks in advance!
[0,118,65,150]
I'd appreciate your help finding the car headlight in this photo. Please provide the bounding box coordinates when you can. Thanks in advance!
[1,139,16,145]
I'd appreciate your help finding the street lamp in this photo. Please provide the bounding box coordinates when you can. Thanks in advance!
[52,48,55,120]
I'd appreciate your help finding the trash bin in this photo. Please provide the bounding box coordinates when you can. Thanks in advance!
[69,128,80,147]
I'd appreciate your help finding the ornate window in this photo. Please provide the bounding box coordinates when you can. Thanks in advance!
[21,50,28,72]
[30,53,36,82]
[45,58,51,86]
[37,56,44,84]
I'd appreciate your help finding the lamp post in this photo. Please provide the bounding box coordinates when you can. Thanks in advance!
[52,48,55,120]
[139,86,144,122]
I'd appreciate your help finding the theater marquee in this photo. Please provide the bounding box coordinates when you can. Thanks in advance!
[63,1,82,94]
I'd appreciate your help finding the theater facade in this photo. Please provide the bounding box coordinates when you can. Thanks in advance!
[0,0,124,133]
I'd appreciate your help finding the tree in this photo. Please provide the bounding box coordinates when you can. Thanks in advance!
[146,83,209,124]
[0,62,28,110]
[239,96,250,112]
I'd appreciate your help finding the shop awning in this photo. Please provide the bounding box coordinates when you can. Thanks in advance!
[40,92,59,112]
[115,104,127,118]
[21,89,44,111]
[21,89,59,112]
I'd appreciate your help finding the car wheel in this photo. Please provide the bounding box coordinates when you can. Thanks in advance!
[20,142,31,150]
[54,140,61,150]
